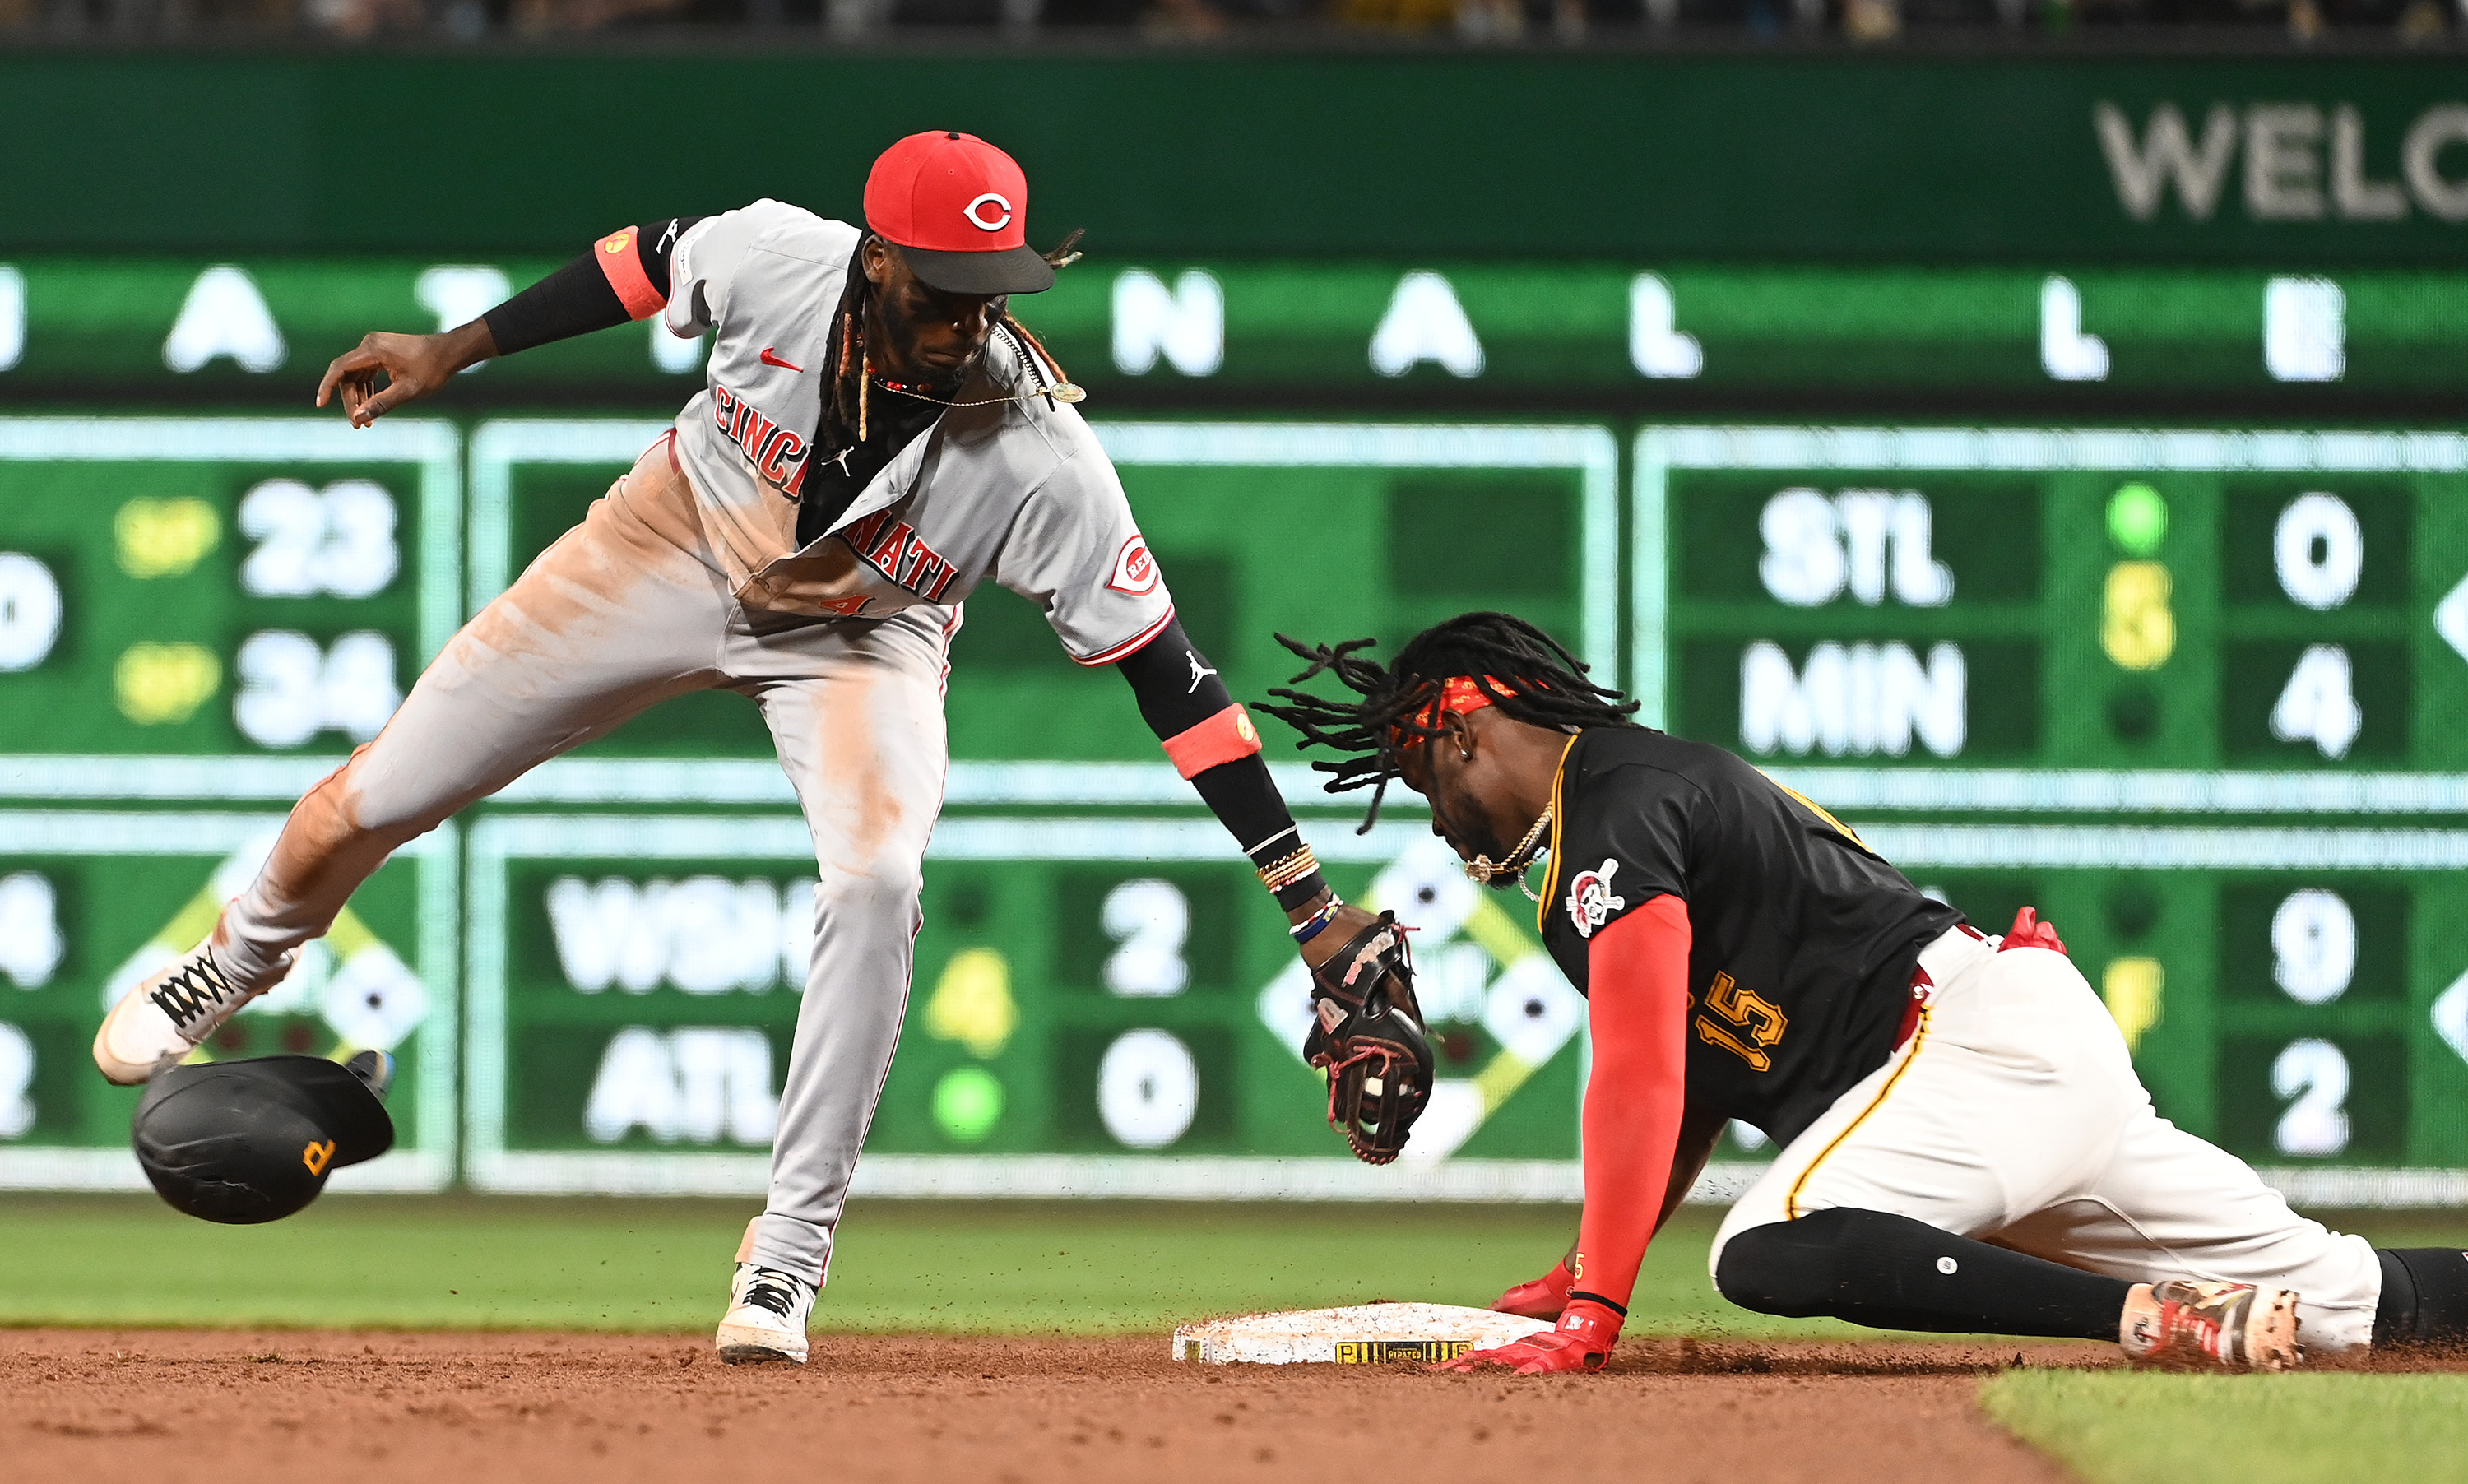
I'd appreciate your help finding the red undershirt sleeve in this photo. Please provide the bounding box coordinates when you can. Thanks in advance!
[1570,893,1693,1311]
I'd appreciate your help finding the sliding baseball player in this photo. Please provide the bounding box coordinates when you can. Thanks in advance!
[1262,610,2468,1372]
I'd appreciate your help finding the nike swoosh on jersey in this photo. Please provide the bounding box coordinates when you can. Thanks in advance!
[759,348,804,371]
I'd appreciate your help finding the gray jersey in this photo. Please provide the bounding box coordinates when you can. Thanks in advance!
[193,192,1191,1316]
[662,198,1174,664]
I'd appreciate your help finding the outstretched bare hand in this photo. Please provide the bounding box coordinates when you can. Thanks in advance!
[316,322,495,427]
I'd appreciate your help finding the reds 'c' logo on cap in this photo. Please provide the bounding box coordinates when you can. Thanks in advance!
[864,131,1055,297]
[964,192,1014,232]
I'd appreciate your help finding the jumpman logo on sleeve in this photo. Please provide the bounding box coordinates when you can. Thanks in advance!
[1185,652,1219,693]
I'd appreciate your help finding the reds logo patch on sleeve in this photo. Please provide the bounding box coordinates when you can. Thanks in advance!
[1567,858,1627,939]
[1107,536,1161,596]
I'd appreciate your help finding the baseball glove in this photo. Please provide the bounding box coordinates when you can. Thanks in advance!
[1301,910,1434,1165]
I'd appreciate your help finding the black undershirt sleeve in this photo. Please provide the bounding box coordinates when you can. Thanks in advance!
[1115,616,1232,736]
[481,216,704,356]
[1116,619,1326,911]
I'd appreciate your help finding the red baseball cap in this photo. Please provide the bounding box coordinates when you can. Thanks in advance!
[864,131,1055,297]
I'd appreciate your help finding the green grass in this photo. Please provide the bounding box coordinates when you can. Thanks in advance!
[0,1194,1645,1335]
[1983,1370,2468,1484]
[7,1196,2460,1338]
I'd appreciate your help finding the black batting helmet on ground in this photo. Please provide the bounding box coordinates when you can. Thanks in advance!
[132,1051,396,1224]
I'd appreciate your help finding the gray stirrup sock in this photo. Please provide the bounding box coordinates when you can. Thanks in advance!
[2374,1248,2468,1347]
[1715,1208,2134,1343]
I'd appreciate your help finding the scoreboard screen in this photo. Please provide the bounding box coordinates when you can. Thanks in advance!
[0,808,456,1192]
[449,420,1612,1198]
[0,412,1613,1200]
[1654,426,2468,1199]
[7,257,2465,404]
[0,252,2462,1204]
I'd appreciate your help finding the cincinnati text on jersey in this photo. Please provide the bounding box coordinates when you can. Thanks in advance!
[712,383,811,493]
[842,509,963,603]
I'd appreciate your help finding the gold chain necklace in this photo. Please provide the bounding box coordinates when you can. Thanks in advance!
[858,322,1083,439]
[1465,808,1552,901]
[870,374,1084,410]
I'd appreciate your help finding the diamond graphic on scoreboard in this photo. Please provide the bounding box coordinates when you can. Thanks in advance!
[99,836,431,1063]
[1482,956,1585,1066]
[2433,970,2468,1069]
[1254,837,1584,1165]
[2434,572,2468,668]
[319,942,429,1052]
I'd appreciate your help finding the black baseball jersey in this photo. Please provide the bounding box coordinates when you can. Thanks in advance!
[1535,726,1964,1148]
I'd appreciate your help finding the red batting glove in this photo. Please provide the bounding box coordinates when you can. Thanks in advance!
[1492,1260,1577,1319]
[1438,1298,1621,1375]
[2001,906,2066,955]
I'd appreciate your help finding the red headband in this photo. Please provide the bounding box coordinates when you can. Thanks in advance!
[1394,675,1504,747]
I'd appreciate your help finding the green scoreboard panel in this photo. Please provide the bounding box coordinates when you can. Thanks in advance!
[0,413,1614,1199]
[2,387,2465,1199]
[1648,426,2468,1199]
[0,809,457,1190]
[466,420,1616,764]
[0,417,464,1188]
[463,815,1585,1198]
[1644,425,2468,768]
[0,417,461,773]
[9,258,2468,403]
[458,420,1612,1196]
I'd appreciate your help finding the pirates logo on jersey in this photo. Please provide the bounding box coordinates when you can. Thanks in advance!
[1567,858,1626,939]
[1107,535,1161,596]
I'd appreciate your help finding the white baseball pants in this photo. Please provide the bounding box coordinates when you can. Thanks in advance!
[1710,927,2384,1349]
[217,437,953,1284]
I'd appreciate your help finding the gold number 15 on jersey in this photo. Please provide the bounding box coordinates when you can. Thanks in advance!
[1697,972,1787,1071]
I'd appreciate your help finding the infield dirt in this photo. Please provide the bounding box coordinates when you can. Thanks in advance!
[2,1329,2093,1484]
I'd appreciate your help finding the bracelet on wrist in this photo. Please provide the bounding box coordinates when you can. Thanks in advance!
[1255,844,1320,894]
[1289,894,1345,943]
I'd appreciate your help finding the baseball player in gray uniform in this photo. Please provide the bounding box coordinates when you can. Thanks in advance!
[94,131,1381,1365]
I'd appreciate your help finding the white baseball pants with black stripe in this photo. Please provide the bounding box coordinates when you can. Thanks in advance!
[216,438,952,1285]
[1710,927,2384,1350]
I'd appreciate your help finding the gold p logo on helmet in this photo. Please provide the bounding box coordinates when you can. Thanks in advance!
[301,1139,335,1176]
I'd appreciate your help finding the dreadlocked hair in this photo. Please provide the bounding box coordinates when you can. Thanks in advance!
[815,230,1084,459]
[1256,611,1641,833]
